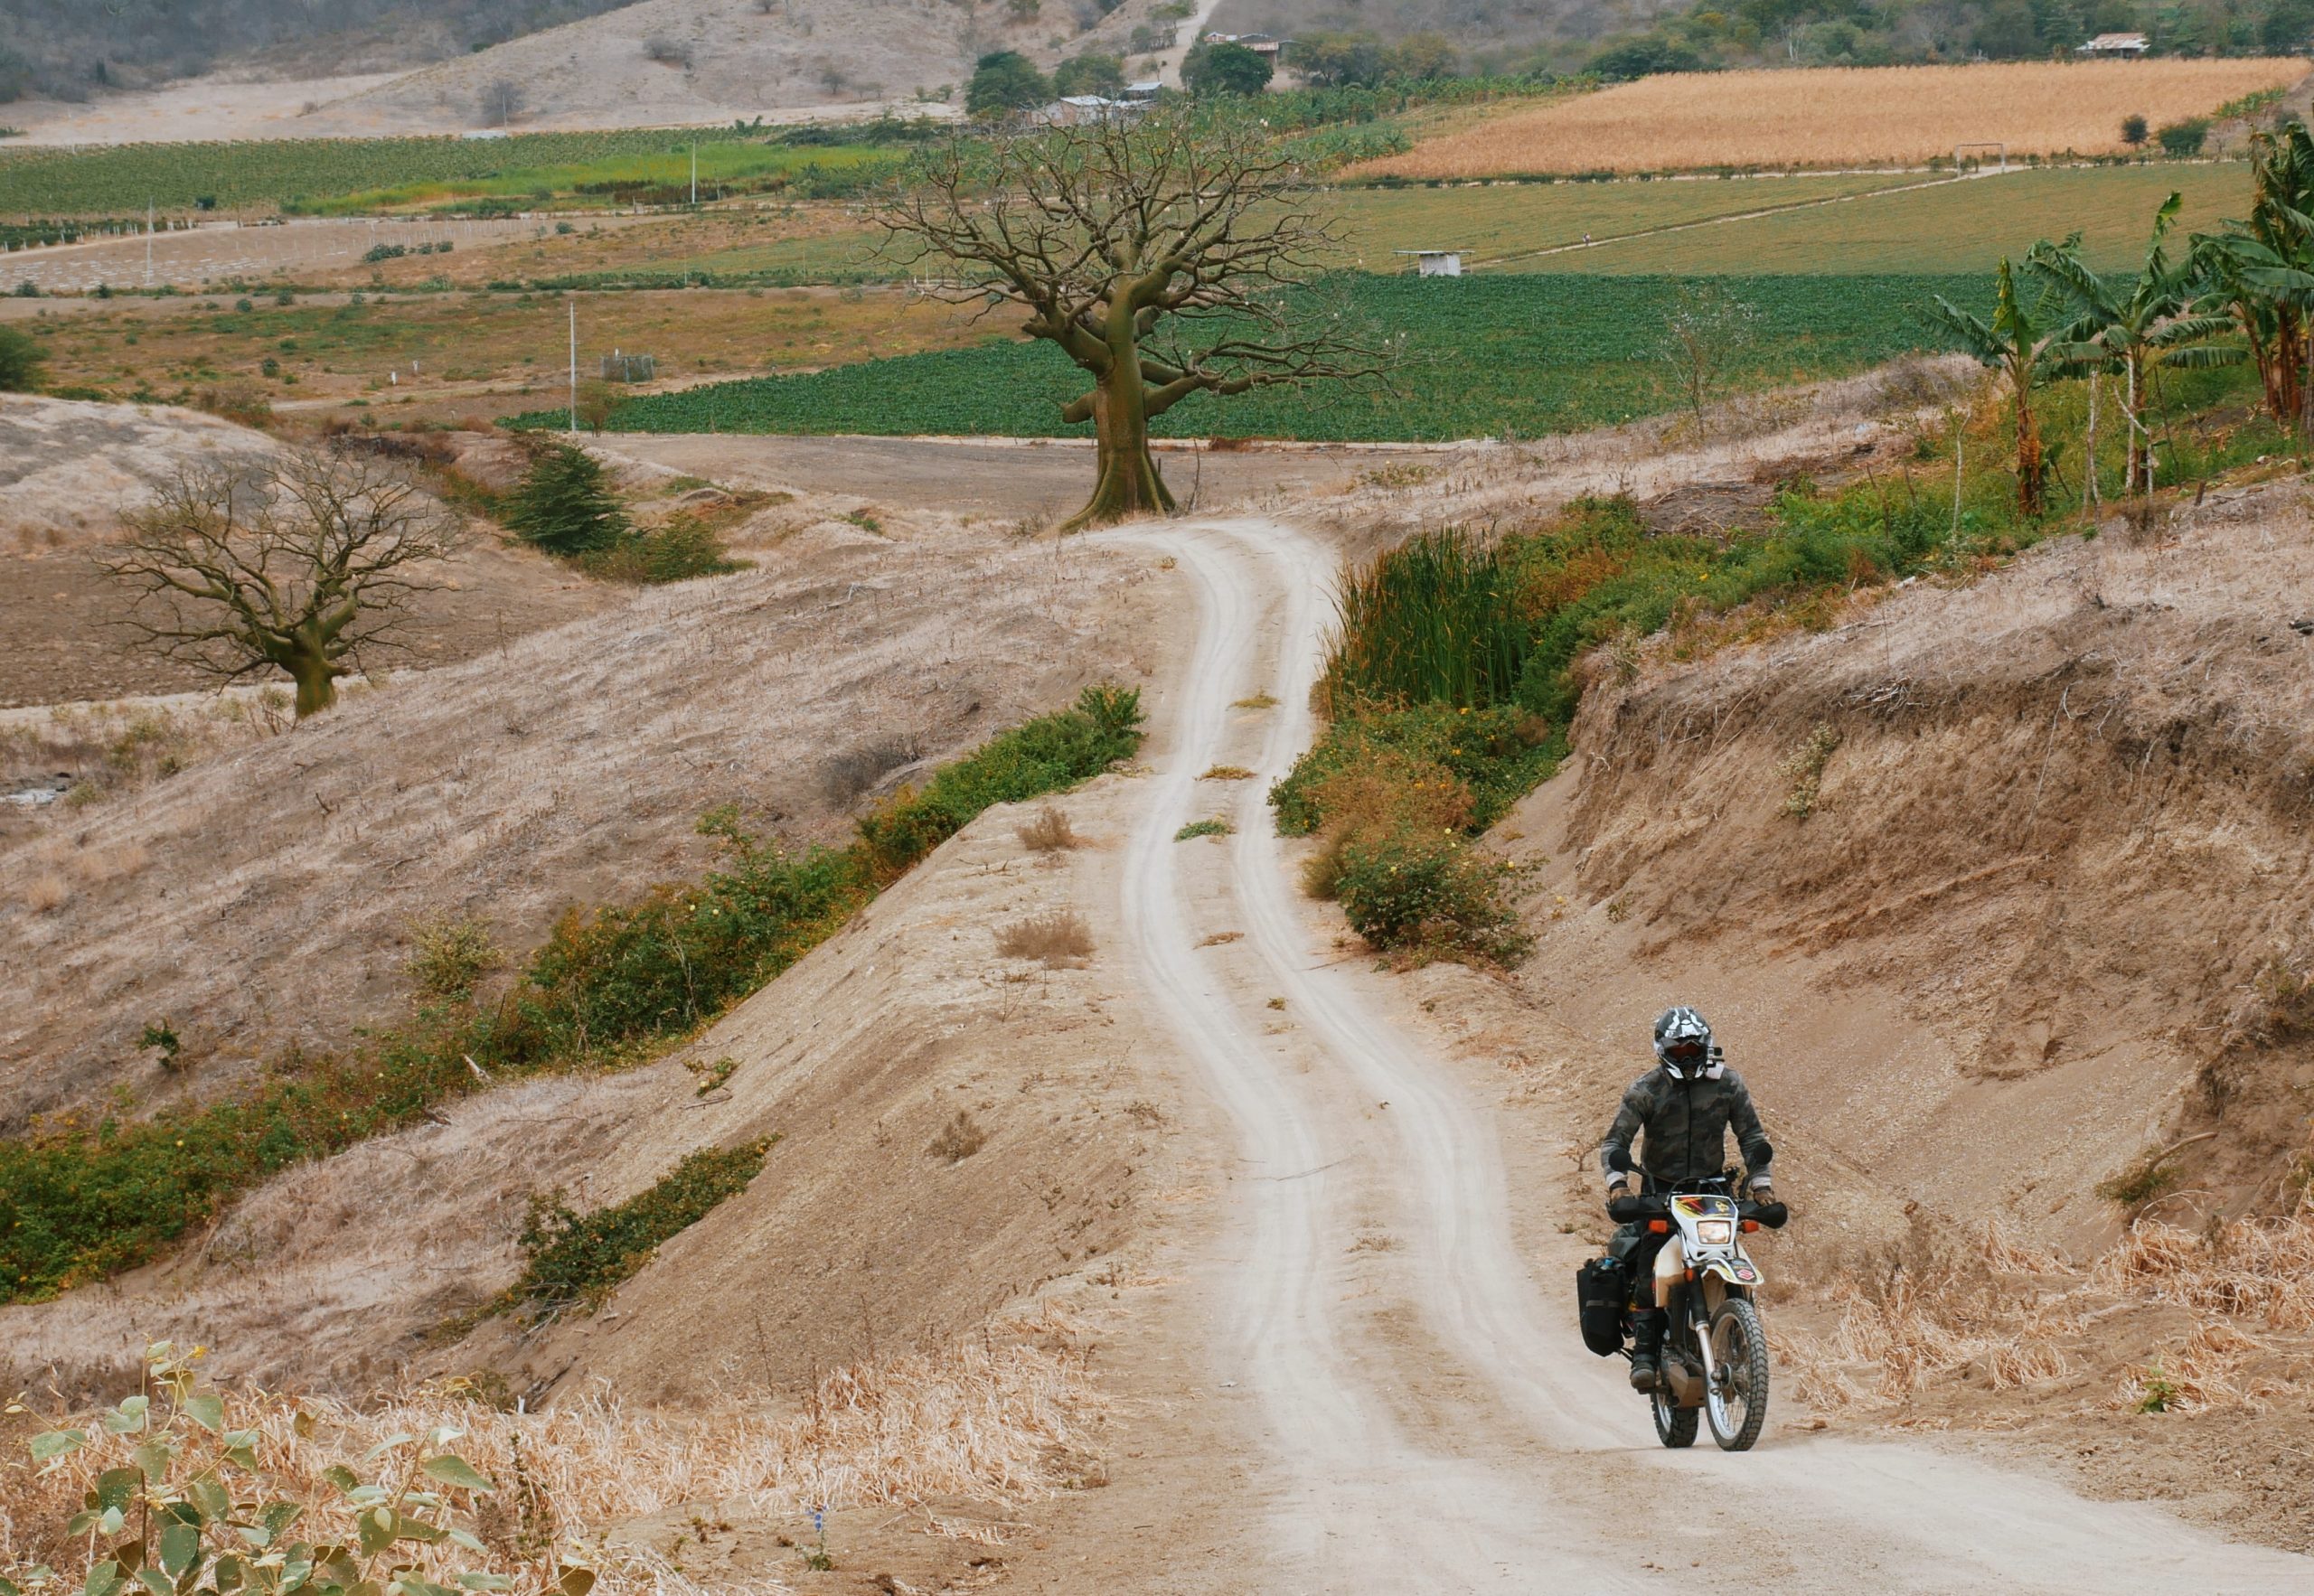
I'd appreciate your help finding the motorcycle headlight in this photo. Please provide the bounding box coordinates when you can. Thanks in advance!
[1695,1219,1734,1246]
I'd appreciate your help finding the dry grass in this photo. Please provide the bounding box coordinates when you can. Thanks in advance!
[927,1108,989,1163]
[0,1310,1108,1595]
[20,872,70,914]
[1014,804,1078,853]
[994,910,1095,967]
[1199,765,1256,781]
[1783,1208,2314,1416]
[1354,60,2309,176]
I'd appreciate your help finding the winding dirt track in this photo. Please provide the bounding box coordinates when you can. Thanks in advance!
[1103,515,2314,1593]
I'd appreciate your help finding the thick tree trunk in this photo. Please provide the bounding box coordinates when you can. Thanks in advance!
[2014,385,2044,517]
[1065,364,1173,531]
[287,651,341,718]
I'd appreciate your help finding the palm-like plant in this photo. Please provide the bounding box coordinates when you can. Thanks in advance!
[2030,195,2242,497]
[1926,258,2064,516]
[2191,121,2314,436]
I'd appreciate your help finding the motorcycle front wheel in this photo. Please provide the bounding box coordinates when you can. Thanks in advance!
[1651,1381,1698,1449]
[1706,1298,1770,1451]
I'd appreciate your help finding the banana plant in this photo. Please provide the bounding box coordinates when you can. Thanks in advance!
[2028,195,2243,498]
[1925,258,2065,516]
[2190,121,2314,437]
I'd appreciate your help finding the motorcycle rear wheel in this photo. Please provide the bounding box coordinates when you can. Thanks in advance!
[1706,1298,1770,1452]
[1651,1382,1698,1449]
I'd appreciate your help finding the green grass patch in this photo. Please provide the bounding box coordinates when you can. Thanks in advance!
[1175,817,1233,840]
[506,273,1985,444]
[0,688,1143,1304]
[515,1140,773,1315]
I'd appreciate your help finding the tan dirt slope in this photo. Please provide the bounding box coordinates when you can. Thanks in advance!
[0,487,1150,1130]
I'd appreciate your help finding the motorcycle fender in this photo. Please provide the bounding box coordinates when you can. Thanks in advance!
[1698,1256,1764,1290]
[1653,1242,1686,1295]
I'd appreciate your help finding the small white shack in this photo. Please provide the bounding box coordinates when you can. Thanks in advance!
[1397,249,1463,277]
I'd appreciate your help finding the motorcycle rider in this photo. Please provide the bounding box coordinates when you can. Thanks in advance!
[1601,1006,1786,1391]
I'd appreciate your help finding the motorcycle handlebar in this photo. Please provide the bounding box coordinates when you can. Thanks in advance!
[1605,1192,1790,1228]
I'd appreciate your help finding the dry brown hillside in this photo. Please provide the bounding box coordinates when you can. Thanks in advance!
[1502,484,2314,1251]
[0,479,1151,1131]
[303,0,1185,134]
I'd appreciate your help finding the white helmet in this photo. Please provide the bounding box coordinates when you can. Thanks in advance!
[1652,1006,1719,1079]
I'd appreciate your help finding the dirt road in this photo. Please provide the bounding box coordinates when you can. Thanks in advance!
[1097,514,2314,1592]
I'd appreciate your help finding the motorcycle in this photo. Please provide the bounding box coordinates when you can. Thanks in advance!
[1578,1173,1783,1451]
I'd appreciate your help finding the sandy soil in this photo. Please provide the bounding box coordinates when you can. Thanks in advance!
[2,74,401,146]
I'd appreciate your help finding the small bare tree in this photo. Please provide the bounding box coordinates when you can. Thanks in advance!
[881,112,1395,529]
[479,79,526,127]
[99,449,464,719]
[1657,282,1759,430]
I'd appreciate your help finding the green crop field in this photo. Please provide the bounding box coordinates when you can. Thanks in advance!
[0,127,857,219]
[1331,174,1924,268]
[512,273,1981,443]
[1505,164,2252,277]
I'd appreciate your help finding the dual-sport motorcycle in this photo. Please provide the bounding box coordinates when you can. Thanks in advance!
[1576,1173,1784,1451]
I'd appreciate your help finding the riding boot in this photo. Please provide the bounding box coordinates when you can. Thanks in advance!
[1629,1309,1667,1392]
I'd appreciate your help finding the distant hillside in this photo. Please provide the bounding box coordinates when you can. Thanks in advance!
[0,0,647,102]
[1211,0,2296,80]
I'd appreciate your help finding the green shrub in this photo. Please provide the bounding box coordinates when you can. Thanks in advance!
[576,517,743,584]
[505,441,626,556]
[1175,817,1232,840]
[0,323,46,392]
[1333,830,1529,964]
[1272,700,1557,837]
[515,1140,771,1313]
[856,685,1143,877]
[2157,117,2208,157]
[404,913,503,1000]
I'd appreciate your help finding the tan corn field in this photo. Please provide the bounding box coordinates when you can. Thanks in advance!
[1352,59,2310,177]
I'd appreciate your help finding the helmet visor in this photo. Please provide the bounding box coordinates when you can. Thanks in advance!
[1662,1037,1708,1066]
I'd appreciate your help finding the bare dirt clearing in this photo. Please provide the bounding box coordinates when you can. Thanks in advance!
[0,73,401,146]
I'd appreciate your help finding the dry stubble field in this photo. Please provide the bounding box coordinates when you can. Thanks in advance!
[1354,58,2310,176]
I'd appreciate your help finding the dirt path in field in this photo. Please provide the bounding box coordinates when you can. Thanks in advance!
[1017,512,2314,1592]
[1478,166,2005,270]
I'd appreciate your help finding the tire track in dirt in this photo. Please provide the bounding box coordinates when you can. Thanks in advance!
[1103,514,2314,1593]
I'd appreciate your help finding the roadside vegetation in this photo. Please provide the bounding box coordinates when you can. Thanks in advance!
[0,687,1143,1303]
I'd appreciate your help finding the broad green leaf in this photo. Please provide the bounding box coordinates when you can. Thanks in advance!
[188,1479,231,1525]
[157,1522,200,1579]
[97,1507,127,1538]
[94,1469,140,1513]
[80,1563,123,1596]
[260,1503,304,1539]
[321,1466,361,1494]
[444,1530,484,1555]
[209,1555,244,1594]
[343,1487,387,1509]
[454,1578,511,1591]
[30,1429,88,1466]
[360,1434,418,1463]
[554,1567,596,1596]
[0,1576,19,1596]
[356,1508,396,1558]
[181,1396,225,1435]
[101,1397,149,1436]
[397,1517,447,1545]
[418,1458,494,1495]
[68,1511,101,1538]
[131,1441,172,1487]
[130,1570,168,1596]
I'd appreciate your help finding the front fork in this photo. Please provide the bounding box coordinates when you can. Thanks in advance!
[1654,1245,1737,1397]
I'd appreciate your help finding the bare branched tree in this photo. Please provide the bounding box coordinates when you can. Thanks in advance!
[98,449,465,719]
[880,112,1397,529]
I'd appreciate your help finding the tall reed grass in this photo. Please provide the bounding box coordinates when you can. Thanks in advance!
[1320,529,1530,711]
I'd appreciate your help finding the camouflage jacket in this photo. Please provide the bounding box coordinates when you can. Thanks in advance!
[1599,1065,1774,1191]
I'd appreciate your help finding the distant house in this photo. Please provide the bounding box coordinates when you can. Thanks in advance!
[1396,249,1463,277]
[2075,32,2150,55]
[1032,95,1145,126]
[1120,80,1162,102]
[1201,30,1282,58]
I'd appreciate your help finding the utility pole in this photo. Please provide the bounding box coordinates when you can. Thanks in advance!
[146,198,154,287]
[569,296,578,434]
[691,141,699,206]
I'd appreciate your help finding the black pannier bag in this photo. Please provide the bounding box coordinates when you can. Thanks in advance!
[1576,1255,1628,1357]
